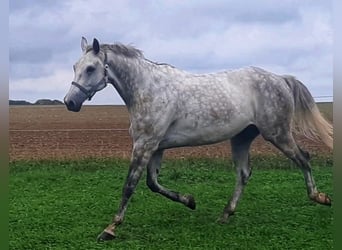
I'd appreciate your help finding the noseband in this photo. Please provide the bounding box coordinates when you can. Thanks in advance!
[71,52,109,101]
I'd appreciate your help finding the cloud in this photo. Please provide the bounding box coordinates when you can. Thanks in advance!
[9,0,333,104]
[10,68,72,102]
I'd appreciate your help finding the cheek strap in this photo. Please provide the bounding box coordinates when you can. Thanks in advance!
[71,78,106,101]
[70,52,109,101]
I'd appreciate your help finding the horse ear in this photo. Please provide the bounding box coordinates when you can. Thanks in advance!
[81,37,88,53]
[93,38,100,54]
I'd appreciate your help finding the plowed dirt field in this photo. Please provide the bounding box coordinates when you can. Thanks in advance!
[9,105,332,161]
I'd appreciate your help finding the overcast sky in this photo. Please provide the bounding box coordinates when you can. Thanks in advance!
[9,0,333,104]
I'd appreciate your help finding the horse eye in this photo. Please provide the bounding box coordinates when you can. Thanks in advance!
[86,66,95,74]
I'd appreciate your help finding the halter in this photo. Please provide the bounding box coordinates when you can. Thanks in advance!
[71,52,110,101]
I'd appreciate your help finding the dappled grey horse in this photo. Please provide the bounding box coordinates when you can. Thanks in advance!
[64,37,333,241]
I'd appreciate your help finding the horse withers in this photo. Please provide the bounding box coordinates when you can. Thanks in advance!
[64,37,333,241]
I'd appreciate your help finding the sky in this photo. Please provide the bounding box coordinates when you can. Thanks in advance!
[9,0,333,104]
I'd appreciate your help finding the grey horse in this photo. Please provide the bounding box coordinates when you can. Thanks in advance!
[64,37,333,241]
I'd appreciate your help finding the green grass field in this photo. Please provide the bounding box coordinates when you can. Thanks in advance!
[9,156,333,249]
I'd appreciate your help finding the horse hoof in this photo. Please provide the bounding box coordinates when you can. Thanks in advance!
[312,192,332,206]
[186,195,196,210]
[97,230,116,242]
[317,193,332,206]
[217,217,227,224]
[217,212,234,224]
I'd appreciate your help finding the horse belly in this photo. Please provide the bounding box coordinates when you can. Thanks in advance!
[159,119,250,149]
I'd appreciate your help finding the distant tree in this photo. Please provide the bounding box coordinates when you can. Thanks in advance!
[34,99,64,105]
[9,100,32,105]
[9,99,64,105]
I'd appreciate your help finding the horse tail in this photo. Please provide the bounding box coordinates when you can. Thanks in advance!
[283,76,333,149]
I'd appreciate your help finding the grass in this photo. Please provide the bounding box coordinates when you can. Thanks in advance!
[9,156,333,249]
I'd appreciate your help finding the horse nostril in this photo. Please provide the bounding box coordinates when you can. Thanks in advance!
[64,98,79,111]
[68,100,76,109]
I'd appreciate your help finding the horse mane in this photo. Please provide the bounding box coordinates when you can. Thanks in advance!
[86,43,143,58]
[86,43,175,68]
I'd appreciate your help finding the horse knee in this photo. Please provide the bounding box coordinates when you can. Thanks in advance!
[241,156,252,185]
[240,168,252,185]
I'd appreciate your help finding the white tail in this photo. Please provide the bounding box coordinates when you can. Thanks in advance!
[284,76,333,149]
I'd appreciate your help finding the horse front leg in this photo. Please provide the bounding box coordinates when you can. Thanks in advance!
[219,125,259,223]
[219,152,251,223]
[97,144,154,242]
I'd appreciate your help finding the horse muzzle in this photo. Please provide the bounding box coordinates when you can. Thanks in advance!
[64,96,82,112]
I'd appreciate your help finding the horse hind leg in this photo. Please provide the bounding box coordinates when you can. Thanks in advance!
[219,125,259,223]
[146,150,196,209]
[264,129,331,206]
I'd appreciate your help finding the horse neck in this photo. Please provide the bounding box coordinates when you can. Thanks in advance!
[106,52,147,108]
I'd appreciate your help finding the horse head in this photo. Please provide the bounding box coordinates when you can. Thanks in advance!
[64,37,108,112]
